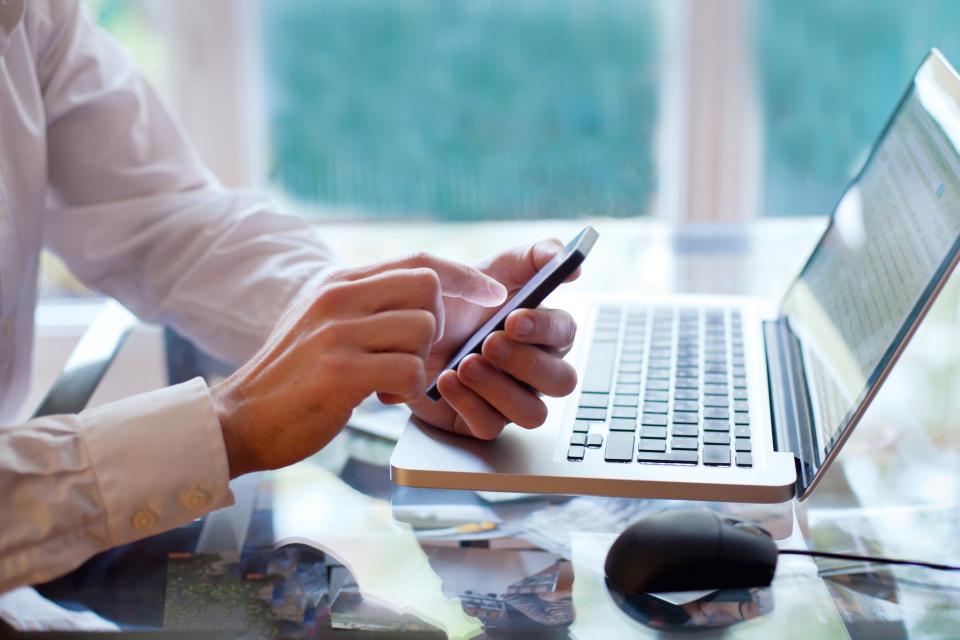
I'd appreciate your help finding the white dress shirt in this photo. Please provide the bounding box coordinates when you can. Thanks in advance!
[0,0,335,593]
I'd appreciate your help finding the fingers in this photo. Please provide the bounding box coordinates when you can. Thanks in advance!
[435,369,511,440]
[504,308,577,354]
[331,309,436,360]
[481,333,578,397]
[457,355,549,429]
[338,252,507,306]
[313,268,446,342]
[356,352,428,404]
[478,238,582,292]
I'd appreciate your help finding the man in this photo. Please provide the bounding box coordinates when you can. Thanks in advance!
[0,0,578,596]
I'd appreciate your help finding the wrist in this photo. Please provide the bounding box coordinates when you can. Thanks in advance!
[211,381,254,479]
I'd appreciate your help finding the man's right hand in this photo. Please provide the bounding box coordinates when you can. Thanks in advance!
[211,255,506,478]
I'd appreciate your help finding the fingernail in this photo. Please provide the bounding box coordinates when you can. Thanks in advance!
[460,359,483,382]
[486,335,508,361]
[514,316,534,338]
[486,279,507,303]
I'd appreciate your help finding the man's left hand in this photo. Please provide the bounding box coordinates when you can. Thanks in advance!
[408,238,579,439]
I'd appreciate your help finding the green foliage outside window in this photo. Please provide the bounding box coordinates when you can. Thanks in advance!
[261,0,660,221]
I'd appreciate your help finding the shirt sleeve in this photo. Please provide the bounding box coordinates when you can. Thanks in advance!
[0,378,233,593]
[33,0,336,365]
[0,2,338,592]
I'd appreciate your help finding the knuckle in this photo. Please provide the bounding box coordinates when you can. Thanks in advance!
[395,355,426,389]
[313,281,351,312]
[556,364,579,396]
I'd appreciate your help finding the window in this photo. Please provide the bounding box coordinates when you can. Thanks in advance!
[259,0,661,221]
[753,0,960,217]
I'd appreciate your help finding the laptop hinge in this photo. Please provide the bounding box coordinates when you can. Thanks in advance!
[763,317,818,496]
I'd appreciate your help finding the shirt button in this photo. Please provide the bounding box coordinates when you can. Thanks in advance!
[179,487,208,509]
[131,509,158,531]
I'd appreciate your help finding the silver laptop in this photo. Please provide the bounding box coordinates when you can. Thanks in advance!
[391,49,960,503]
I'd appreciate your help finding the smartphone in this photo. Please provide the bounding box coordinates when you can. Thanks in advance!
[425,225,598,401]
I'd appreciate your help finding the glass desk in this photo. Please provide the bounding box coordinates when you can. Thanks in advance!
[13,218,960,638]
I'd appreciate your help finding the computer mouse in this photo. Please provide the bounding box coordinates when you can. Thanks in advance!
[604,509,779,594]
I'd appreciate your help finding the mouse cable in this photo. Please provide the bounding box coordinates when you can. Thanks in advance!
[779,549,960,572]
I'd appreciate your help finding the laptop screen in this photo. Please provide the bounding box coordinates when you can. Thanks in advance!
[779,51,960,469]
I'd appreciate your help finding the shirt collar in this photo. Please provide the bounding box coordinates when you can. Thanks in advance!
[0,0,25,60]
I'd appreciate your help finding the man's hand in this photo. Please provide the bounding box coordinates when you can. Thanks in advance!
[408,239,580,439]
[212,254,507,478]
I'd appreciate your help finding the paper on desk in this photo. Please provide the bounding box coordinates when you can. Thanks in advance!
[0,587,120,632]
[518,496,663,559]
[272,461,483,640]
[569,532,850,639]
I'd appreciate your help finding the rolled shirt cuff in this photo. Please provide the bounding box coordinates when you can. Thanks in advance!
[80,377,234,547]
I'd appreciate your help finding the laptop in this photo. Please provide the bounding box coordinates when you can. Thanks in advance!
[391,49,960,503]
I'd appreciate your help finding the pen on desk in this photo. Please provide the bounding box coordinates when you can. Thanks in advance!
[414,522,498,538]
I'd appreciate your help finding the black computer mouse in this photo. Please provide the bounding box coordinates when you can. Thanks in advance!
[604,509,779,594]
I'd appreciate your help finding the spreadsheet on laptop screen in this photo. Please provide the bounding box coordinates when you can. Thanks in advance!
[780,56,960,461]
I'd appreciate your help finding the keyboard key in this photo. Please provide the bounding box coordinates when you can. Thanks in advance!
[704,384,727,396]
[567,445,585,460]
[640,426,667,439]
[643,401,669,414]
[570,433,587,446]
[704,363,727,374]
[644,390,669,403]
[736,452,753,467]
[671,436,699,450]
[672,411,699,424]
[645,379,669,391]
[703,445,731,466]
[704,374,728,385]
[646,368,670,380]
[733,376,748,388]
[587,433,604,448]
[578,393,609,408]
[613,394,640,407]
[618,373,643,384]
[734,424,751,438]
[734,412,750,425]
[637,451,699,464]
[638,438,667,452]
[673,400,699,413]
[733,401,750,412]
[672,424,698,437]
[703,407,729,420]
[703,431,730,445]
[703,395,729,407]
[703,419,730,432]
[674,377,699,389]
[616,383,641,395]
[612,406,638,419]
[641,413,668,426]
[572,420,592,433]
[674,388,699,400]
[609,418,636,432]
[619,362,643,373]
[735,437,752,452]
[604,432,635,462]
[675,366,699,378]
[576,407,606,421]
[581,341,617,393]
[734,388,749,400]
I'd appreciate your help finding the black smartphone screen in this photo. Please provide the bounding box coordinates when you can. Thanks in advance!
[425,225,598,401]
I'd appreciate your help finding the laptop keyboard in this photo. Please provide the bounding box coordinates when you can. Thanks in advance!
[566,305,754,468]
